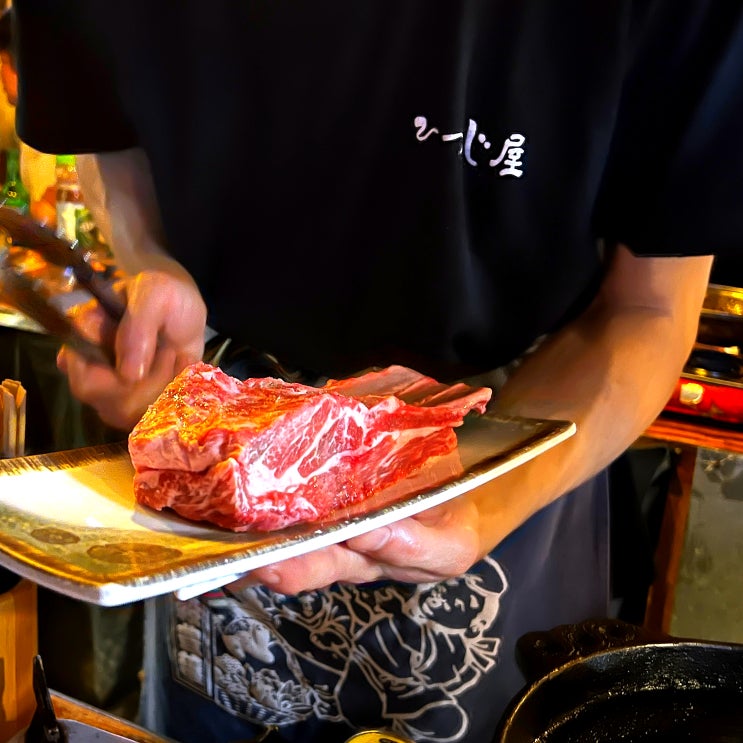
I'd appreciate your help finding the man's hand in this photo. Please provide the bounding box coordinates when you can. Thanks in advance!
[58,269,207,431]
[227,496,482,595]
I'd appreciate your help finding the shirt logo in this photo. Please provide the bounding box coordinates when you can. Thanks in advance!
[414,116,525,177]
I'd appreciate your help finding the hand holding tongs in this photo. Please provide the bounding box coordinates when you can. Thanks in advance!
[0,206,126,366]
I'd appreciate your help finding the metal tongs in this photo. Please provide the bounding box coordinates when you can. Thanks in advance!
[0,206,125,365]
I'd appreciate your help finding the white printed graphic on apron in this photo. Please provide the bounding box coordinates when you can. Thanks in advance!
[169,556,508,742]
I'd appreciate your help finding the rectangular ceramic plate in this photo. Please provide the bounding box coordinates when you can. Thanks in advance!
[0,414,574,606]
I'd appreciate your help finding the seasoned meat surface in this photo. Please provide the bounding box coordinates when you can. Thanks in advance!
[128,363,491,531]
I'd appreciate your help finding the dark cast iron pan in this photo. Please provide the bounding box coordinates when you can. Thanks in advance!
[492,618,743,742]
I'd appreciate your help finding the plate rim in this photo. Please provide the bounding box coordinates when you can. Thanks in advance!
[0,416,575,606]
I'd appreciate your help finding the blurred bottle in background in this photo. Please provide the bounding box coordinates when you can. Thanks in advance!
[21,146,57,229]
[1,146,29,214]
[75,206,117,278]
[55,154,84,242]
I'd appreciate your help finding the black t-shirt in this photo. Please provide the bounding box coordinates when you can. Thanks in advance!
[10,5,743,742]
[13,1,743,380]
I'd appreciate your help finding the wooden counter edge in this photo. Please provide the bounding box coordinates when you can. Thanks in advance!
[641,414,743,454]
[50,690,175,743]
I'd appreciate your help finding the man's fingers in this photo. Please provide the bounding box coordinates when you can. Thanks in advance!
[347,500,481,573]
[115,275,164,382]
[248,546,384,593]
[59,343,180,430]
[116,272,206,382]
[243,501,482,595]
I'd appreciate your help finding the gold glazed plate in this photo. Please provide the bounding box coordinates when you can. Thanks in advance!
[0,414,574,606]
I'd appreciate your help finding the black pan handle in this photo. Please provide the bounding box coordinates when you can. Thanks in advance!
[515,617,672,682]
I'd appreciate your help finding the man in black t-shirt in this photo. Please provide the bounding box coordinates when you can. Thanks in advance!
[11,2,743,741]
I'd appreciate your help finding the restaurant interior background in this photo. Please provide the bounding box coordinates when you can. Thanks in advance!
[0,31,742,732]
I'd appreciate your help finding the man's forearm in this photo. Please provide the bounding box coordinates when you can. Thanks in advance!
[470,247,712,557]
[78,149,192,281]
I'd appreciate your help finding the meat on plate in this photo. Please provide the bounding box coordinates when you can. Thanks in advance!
[128,362,492,531]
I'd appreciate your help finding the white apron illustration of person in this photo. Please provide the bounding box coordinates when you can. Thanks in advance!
[172,556,508,741]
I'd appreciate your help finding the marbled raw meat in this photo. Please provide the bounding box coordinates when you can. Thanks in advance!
[128,362,491,531]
